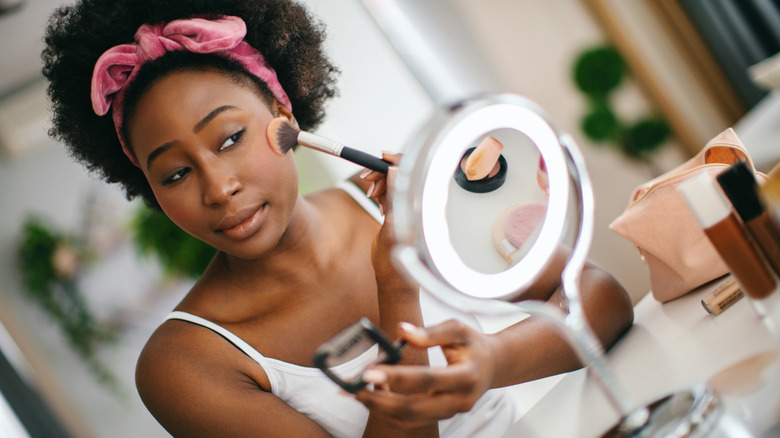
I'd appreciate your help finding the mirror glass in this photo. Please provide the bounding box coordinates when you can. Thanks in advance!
[446,128,549,274]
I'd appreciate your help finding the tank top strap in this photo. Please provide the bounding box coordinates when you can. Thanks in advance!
[337,180,383,224]
[164,311,281,391]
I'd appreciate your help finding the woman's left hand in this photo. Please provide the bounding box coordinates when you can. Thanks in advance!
[353,319,500,428]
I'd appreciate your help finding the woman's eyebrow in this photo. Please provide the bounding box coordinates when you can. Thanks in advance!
[193,105,237,133]
[146,105,239,171]
[146,142,173,172]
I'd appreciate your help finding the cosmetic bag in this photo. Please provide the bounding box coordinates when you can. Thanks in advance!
[609,128,764,303]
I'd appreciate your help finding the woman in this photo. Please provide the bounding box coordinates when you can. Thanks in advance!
[42,0,634,436]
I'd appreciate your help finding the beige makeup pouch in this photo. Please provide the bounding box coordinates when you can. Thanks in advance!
[609,128,765,303]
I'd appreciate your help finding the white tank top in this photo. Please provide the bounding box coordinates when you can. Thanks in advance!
[163,181,517,437]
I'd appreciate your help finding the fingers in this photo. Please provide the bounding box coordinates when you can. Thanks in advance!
[348,320,496,428]
[366,362,480,395]
[382,151,402,165]
[399,320,473,349]
[353,385,478,428]
[360,151,401,202]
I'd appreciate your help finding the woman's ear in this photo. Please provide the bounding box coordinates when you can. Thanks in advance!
[275,100,298,128]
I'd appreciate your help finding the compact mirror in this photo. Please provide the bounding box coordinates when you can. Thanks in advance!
[312,318,404,393]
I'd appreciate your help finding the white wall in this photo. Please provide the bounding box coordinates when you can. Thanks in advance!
[297,0,435,176]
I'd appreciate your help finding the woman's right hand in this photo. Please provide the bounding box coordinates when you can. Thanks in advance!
[361,152,405,290]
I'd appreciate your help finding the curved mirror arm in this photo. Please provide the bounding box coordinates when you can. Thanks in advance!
[557,133,635,416]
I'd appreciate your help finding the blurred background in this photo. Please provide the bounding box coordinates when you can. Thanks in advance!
[1,0,779,436]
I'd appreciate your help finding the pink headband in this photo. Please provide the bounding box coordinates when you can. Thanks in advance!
[90,15,291,167]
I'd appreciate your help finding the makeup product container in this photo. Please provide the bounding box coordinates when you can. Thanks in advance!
[454,147,507,193]
[701,276,743,316]
[717,161,780,279]
[756,169,780,338]
[678,172,780,334]
[760,168,780,232]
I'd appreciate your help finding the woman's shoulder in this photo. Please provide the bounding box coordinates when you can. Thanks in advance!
[136,312,273,395]
[305,176,380,225]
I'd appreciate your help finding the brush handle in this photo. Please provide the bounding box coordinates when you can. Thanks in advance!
[340,147,390,173]
[297,131,390,173]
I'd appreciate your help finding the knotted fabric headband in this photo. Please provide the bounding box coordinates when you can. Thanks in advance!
[91,15,291,167]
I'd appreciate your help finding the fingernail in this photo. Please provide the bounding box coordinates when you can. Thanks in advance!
[378,203,385,216]
[360,168,372,179]
[367,182,375,198]
[362,369,387,385]
[399,321,420,334]
[387,166,398,181]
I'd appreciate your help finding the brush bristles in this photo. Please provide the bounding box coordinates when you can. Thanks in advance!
[465,136,504,180]
[266,117,300,156]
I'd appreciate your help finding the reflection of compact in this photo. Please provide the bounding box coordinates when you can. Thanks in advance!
[454,139,508,193]
[312,318,405,393]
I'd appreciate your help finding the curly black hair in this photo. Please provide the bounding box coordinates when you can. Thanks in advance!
[42,0,339,209]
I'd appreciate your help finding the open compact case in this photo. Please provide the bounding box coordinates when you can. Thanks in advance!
[390,93,724,437]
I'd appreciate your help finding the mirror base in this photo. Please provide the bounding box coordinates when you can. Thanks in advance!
[601,383,722,438]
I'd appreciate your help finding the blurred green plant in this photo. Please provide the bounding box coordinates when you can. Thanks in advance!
[573,45,671,161]
[130,206,215,279]
[16,218,119,391]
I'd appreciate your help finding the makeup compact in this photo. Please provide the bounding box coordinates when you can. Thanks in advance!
[454,146,508,193]
[312,318,404,393]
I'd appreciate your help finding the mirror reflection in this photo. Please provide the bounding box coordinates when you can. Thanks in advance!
[446,128,549,274]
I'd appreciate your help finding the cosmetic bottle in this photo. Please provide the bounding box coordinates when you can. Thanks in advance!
[756,169,780,335]
[677,171,778,301]
[761,168,780,228]
[716,161,780,279]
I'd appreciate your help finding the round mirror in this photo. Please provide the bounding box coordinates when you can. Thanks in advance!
[393,93,574,301]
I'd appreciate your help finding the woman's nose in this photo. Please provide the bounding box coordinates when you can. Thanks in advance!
[201,163,241,207]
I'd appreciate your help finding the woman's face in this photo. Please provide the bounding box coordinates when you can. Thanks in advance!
[128,69,299,260]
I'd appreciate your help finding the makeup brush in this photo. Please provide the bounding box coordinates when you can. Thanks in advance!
[266,117,390,173]
[464,136,504,181]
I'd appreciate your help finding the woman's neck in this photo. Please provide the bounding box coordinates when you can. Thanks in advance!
[215,194,333,284]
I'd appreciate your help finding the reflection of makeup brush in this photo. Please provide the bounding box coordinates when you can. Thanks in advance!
[266,117,390,173]
[465,136,504,181]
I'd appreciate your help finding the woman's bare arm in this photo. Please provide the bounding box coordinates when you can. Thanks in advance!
[136,323,333,438]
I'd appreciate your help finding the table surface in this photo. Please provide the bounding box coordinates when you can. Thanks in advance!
[502,276,780,438]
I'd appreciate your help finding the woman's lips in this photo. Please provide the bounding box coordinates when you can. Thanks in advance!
[216,205,266,240]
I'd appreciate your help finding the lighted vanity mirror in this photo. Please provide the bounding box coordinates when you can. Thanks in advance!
[391,93,723,437]
[392,93,580,302]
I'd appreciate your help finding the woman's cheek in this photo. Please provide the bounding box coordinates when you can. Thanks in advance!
[157,194,204,239]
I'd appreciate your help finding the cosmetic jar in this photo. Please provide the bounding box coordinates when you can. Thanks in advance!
[454,147,508,193]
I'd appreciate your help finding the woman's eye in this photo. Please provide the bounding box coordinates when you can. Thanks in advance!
[162,168,189,185]
[220,130,245,150]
